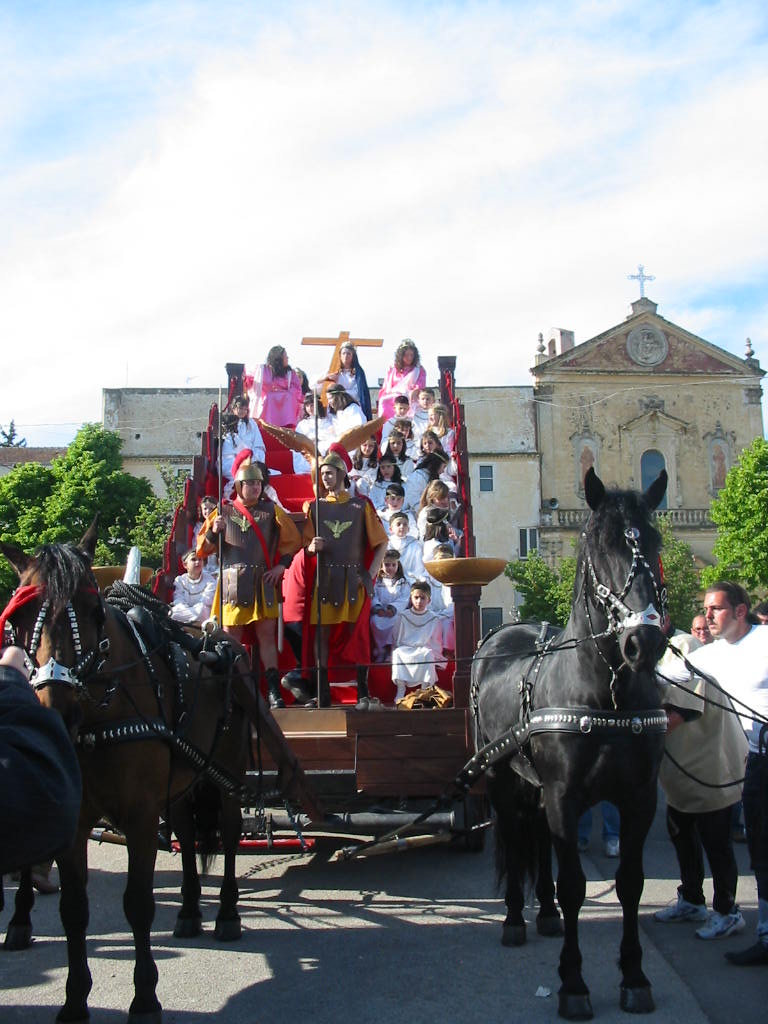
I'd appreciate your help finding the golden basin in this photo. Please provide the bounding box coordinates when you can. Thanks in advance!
[92,566,155,591]
[423,556,508,587]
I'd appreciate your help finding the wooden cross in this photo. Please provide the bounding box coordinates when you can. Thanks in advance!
[627,264,655,298]
[301,330,383,401]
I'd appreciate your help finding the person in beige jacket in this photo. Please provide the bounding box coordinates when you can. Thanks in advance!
[654,616,749,940]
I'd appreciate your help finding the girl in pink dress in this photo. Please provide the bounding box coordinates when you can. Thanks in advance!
[246,346,304,427]
[377,339,426,420]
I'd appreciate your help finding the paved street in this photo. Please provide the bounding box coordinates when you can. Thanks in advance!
[0,794,763,1024]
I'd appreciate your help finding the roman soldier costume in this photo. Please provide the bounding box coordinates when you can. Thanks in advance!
[196,462,301,707]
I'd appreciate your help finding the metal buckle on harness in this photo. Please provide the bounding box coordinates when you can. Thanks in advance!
[579,715,592,734]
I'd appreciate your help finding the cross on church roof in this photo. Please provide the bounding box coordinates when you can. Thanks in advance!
[627,264,655,298]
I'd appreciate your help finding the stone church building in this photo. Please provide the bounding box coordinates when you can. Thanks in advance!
[102,295,764,633]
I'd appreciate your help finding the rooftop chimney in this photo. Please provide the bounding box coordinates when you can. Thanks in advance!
[549,328,575,355]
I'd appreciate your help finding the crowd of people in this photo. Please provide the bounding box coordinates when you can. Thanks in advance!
[170,338,461,709]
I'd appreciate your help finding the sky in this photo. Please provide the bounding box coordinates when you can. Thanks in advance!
[1,0,767,446]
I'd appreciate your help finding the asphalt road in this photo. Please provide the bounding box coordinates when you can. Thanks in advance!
[0,794,763,1024]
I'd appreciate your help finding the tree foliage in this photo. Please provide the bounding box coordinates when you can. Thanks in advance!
[0,420,26,447]
[505,550,577,627]
[700,437,768,593]
[0,424,152,601]
[130,465,188,568]
[656,516,701,631]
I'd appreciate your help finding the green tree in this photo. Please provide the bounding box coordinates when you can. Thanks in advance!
[0,424,152,600]
[656,515,701,631]
[505,550,578,626]
[130,465,189,567]
[700,437,768,592]
[0,420,26,447]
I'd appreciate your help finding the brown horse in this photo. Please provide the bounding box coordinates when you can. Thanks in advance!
[0,524,262,1023]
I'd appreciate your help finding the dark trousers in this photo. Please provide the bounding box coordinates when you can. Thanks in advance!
[666,803,738,915]
[742,752,768,901]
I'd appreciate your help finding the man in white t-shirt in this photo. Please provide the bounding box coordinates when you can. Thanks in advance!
[685,582,768,966]
[653,615,748,938]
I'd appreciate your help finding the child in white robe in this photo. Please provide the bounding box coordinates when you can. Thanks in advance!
[388,512,425,581]
[170,550,217,626]
[359,453,402,510]
[378,484,418,537]
[370,549,410,662]
[410,387,436,445]
[380,397,412,450]
[391,580,445,702]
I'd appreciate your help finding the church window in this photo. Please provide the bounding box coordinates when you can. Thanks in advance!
[641,450,667,509]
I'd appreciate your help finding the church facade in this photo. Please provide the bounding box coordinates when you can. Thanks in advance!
[531,296,764,569]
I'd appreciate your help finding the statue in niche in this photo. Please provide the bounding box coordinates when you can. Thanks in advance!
[579,444,595,488]
[712,442,727,491]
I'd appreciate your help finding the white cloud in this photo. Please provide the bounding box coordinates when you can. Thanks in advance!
[1,0,767,442]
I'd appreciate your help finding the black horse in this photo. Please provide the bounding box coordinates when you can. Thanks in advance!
[472,468,668,1020]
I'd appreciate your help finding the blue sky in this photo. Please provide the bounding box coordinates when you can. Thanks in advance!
[1,0,767,444]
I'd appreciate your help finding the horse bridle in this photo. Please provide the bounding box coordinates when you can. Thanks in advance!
[4,587,110,695]
[582,525,666,637]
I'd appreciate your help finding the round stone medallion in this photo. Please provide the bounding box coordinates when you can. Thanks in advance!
[626,325,668,366]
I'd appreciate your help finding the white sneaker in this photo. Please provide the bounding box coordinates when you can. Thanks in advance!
[654,895,708,923]
[695,908,746,940]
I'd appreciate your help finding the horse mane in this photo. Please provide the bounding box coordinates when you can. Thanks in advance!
[32,543,95,616]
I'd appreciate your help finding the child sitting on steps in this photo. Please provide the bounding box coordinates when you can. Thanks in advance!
[391,580,446,702]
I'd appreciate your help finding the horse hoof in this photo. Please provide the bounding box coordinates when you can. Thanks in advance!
[558,993,594,1020]
[620,986,655,1014]
[173,915,202,939]
[501,923,526,947]
[4,924,33,950]
[56,1006,90,1023]
[127,1011,162,1024]
[536,914,564,937]
[214,917,242,942]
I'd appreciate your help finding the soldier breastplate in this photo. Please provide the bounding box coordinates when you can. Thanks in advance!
[313,497,368,609]
[221,501,279,608]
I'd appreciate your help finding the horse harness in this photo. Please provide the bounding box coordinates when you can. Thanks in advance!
[3,581,281,807]
[463,527,668,791]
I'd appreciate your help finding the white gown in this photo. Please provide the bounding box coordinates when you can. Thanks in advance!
[387,534,425,581]
[391,606,445,687]
[170,572,216,626]
[221,418,266,483]
[370,576,411,657]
